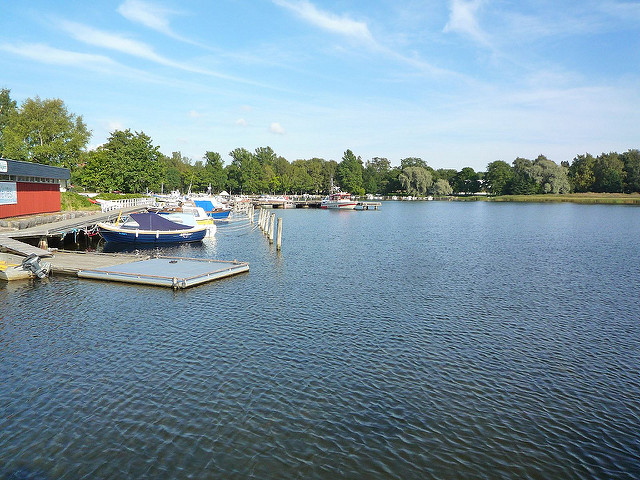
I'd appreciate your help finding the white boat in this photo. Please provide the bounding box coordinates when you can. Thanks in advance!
[321,191,357,210]
[159,206,216,236]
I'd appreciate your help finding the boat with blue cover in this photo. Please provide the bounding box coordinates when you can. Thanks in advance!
[193,199,232,219]
[97,212,208,244]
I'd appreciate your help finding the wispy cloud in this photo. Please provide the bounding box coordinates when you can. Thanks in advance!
[117,0,177,35]
[443,0,490,47]
[0,42,119,71]
[58,20,271,87]
[117,0,210,49]
[273,0,375,45]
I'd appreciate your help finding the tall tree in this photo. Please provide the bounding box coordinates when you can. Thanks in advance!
[431,178,453,196]
[228,148,263,193]
[203,151,227,193]
[105,130,163,193]
[0,88,17,156]
[622,149,640,193]
[531,155,570,194]
[569,153,596,193]
[2,96,90,169]
[593,152,625,193]
[509,157,539,194]
[400,157,428,169]
[363,157,391,194]
[399,166,433,195]
[453,167,480,194]
[336,149,364,195]
[485,160,513,195]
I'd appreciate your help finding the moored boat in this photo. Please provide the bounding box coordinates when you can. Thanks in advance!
[193,200,232,219]
[321,191,357,209]
[97,212,208,244]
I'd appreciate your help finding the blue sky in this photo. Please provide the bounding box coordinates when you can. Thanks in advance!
[1,0,639,171]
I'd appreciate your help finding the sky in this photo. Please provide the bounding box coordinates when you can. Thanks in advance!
[1,0,639,171]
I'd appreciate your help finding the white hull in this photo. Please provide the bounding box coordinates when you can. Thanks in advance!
[321,201,357,209]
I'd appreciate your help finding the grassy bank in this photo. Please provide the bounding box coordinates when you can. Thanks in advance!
[60,192,101,211]
[488,193,640,204]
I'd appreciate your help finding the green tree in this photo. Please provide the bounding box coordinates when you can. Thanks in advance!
[321,160,338,193]
[593,152,625,193]
[228,147,263,193]
[203,151,227,193]
[273,156,293,193]
[306,158,325,194]
[254,146,277,166]
[363,157,391,194]
[485,160,513,195]
[383,167,403,195]
[435,168,458,183]
[622,149,640,193]
[400,157,428,169]
[336,149,364,195]
[509,158,539,194]
[2,96,90,169]
[102,130,163,193]
[0,88,17,156]
[431,178,453,196]
[568,153,596,193]
[453,167,480,194]
[399,166,433,196]
[531,155,570,194]
[291,160,313,193]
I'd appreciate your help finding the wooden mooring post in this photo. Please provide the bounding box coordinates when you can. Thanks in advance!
[268,213,276,243]
[276,217,282,251]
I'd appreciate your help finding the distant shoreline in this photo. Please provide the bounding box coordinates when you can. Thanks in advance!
[484,193,640,205]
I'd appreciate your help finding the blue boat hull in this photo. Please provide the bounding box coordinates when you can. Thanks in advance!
[98,227,207,244]
[210,210,231,219]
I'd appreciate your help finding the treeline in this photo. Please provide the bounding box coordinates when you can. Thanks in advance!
[1,89,639,196]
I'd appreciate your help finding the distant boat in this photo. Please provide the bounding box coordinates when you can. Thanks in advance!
[193,200,232,219]
[321,191,357,210]
[97,212,208,244]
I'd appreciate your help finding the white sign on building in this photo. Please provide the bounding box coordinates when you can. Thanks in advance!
[0,182,18,205]
[0,160,7,173]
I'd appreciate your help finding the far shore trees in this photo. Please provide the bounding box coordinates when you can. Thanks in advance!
[5,90,640,197]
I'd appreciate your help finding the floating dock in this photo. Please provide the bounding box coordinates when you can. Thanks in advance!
[77,256,249,289]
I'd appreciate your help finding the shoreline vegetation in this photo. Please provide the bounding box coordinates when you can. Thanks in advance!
[58,191,640,213]
[2,90,639,201]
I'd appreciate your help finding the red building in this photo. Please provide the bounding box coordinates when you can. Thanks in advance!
[0,158,70,219]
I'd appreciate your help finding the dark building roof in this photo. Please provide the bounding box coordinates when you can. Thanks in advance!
[0,158,71,180]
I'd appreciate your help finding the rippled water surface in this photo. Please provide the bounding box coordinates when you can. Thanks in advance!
[2,202,640,479]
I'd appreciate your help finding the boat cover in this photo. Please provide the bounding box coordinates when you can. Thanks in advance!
[129,212,191,231]
[194,200,214,211]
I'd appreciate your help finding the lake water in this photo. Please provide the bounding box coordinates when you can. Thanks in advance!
[1,201,639,479]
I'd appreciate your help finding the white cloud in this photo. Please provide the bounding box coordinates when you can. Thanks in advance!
[236,118,247,126]
[117,0,205,47]
[443,0,490,47]
[189,110,202,118]
[0,42,118,70]
[57,20,267,86]
[117,0,175,33]
[270,122,285,134]
[273,0,375,44]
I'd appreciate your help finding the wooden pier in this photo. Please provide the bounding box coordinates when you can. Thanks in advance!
[0,208,249,288]
[355,201,382,210]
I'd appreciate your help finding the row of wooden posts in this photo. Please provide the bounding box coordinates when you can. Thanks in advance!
[256,207,283,251]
